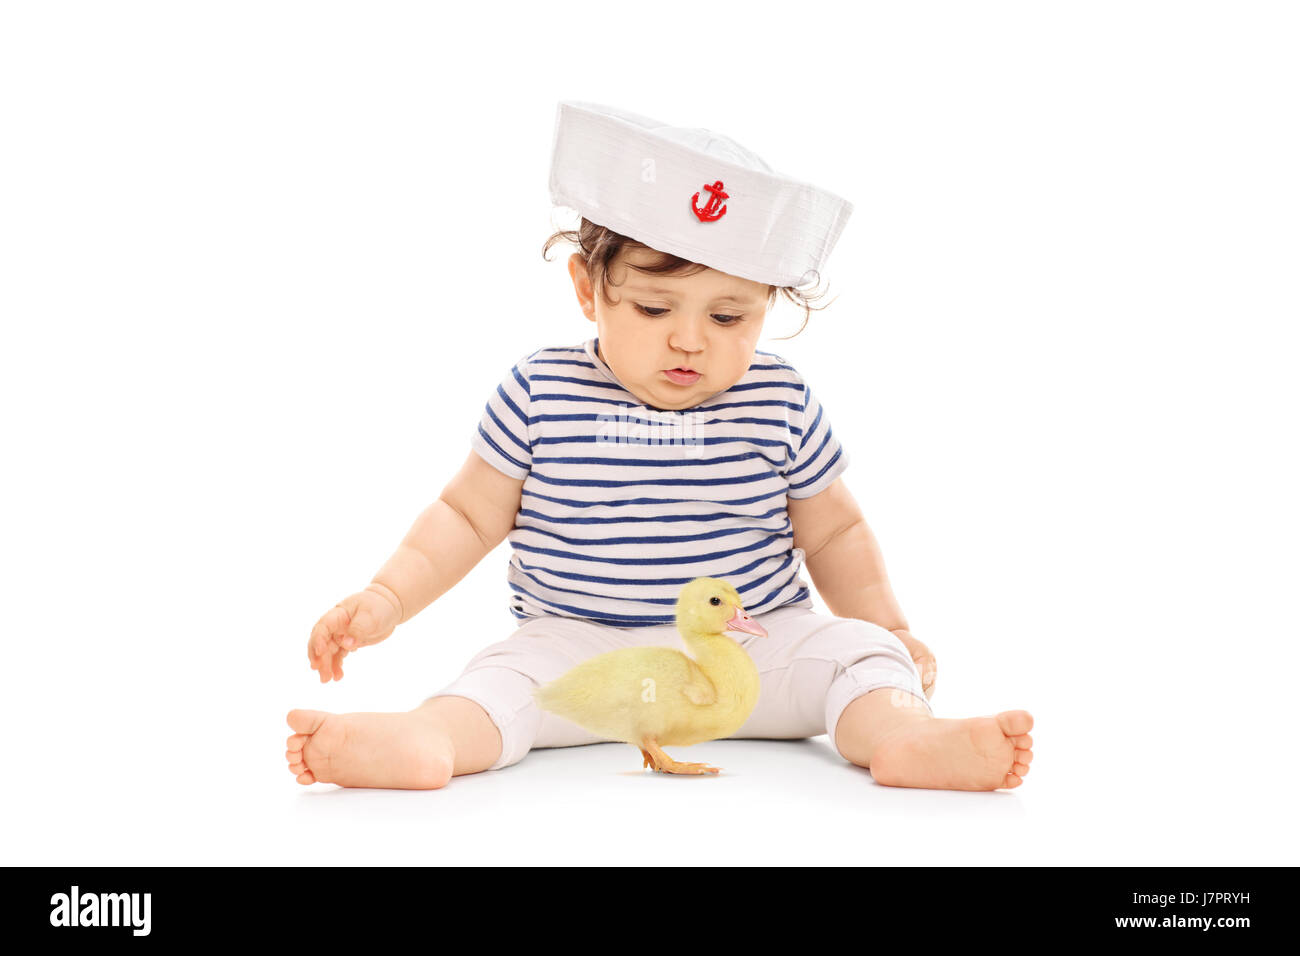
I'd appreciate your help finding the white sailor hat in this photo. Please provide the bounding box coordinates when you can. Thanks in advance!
[548,100,854,289]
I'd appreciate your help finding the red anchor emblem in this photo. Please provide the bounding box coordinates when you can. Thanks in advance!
[691,180,729,222]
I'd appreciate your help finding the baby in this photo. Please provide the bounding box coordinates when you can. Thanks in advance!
[285,102,1033,791]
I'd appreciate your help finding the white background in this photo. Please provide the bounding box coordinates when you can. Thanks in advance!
[2,1,1296,866]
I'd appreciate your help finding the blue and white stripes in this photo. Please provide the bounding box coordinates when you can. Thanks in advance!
[470,337,849,627]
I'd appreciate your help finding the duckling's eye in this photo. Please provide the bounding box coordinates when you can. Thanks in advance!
[709,596,722,606]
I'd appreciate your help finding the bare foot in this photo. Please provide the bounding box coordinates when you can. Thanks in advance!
[285,708,455,789]
[867,710,1034,791]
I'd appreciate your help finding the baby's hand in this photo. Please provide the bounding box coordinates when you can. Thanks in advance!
[307,585,402,682]
[892,628,937,700]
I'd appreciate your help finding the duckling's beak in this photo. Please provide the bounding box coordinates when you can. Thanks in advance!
[724,604,767,638]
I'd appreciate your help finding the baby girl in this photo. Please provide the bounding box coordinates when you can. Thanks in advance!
[285,101,1033,791]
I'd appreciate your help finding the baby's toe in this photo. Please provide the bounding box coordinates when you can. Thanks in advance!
[285,712,332,783]
[995,710,1033,738]
[286,734,306,771]
[286,709,328,735]
[287,743,310,774]
[1015,747,1033,765]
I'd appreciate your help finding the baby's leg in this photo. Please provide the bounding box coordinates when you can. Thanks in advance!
[285,614,652,787]
[835,691,1033,791]
[738,607,1033,791]
[821,622,1034,791]
[285,695,500,789]
[434,616,664,769]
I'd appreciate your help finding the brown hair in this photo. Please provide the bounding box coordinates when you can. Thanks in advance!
[542,217,833,339]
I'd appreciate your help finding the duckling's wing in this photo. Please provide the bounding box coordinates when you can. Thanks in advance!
[679,657,717,707]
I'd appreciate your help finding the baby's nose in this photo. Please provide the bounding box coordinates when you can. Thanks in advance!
[668,320,707,353]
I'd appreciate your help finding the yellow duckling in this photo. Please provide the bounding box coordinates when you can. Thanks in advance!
[533,577,767,774]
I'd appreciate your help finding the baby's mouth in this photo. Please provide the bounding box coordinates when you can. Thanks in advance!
[663,368,702,385]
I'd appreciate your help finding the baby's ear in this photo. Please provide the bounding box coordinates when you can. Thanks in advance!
[567,255,598,318]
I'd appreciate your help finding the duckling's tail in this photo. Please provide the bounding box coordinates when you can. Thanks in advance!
[531,675,592,724]
[532,679,565,716]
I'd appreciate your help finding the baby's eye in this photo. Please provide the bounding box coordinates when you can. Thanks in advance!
[634,304,744,325]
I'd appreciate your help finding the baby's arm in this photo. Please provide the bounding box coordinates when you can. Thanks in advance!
[787,478,937,697]
[373,450,524,622]
[307,450,524,680]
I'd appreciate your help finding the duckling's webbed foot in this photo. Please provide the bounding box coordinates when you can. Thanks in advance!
[639,736,720,775]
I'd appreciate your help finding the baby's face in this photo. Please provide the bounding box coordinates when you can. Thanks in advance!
[569,247,769,411]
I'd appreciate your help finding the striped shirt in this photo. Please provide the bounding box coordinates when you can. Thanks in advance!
[470,336,849,627]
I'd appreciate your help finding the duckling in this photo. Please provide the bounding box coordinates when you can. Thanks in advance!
[533,577,767,774]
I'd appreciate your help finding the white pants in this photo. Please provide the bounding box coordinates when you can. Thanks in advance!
[430,602,932,771]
